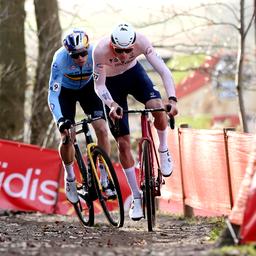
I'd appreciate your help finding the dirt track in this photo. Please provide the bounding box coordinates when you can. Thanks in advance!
[0,210,220,256]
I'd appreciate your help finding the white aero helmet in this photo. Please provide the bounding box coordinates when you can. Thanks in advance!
[63,28,89,54]
[111,23,136,49]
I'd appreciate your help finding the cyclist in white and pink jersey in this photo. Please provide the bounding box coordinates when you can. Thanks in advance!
[93,22,178,221]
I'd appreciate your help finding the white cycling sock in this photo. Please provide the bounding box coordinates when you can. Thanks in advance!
[63,162,75,181]
[99,163,108,183]
[157,128,168,152]
[123,166,141,199]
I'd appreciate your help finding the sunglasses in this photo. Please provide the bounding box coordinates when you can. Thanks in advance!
[70,51,88,59]
[114,48,133,54]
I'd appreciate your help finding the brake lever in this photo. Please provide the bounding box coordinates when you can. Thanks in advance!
[112,107,122,135]
[165,104,175,129]
[169,115,175,129]
[113,119,120,135]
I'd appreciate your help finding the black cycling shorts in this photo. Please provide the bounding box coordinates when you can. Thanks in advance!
[58,80,105,123]
[105,62,161,137]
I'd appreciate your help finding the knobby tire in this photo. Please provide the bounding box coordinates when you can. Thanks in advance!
[73,145,94,227]
[142,140,156,231]
[92,146,124,227]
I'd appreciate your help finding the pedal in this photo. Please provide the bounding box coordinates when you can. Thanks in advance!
[77,190,89,201]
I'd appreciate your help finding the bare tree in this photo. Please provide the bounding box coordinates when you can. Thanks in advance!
[0,0,26,140]
[30,0,61,146]
[255,0,256,45]
[136,1,255,132]
[236,0,255,132]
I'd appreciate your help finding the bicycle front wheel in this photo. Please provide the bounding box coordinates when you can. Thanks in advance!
[92,146,124,227]
[142,140,156,231]
[74,145,94,227]
[73,185,94,227]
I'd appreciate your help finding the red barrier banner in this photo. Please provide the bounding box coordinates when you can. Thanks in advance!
[0,128,254,219]
[228,134,256,226]
[0,139,133,215]
[240,172,256,243]
[0,139,62,213]
[227,131,254,205]
[179,128,231,215]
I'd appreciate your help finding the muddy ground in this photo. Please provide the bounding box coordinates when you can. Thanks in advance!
[0,210,224,256]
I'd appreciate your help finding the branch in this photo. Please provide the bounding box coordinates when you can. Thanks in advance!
[154,43,236,51]
[175,12,239,31]
[244,11,255,38]
[154,22,238,44]
[135,2,240,30]
[199,2,240,21]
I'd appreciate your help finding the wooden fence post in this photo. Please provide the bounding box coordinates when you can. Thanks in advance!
[223,127,236,209]
[178,124,194,217]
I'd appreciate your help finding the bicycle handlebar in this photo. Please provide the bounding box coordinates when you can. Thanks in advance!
[73,116,102,135]
[116,106,175,130]
[59,116,102,144]
[123,108,166,114]
[74,116,101,127]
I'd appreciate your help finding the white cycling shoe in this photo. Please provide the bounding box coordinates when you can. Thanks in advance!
[159,149,173,177]
[101,180,117,199]
[65,178,79,204]
[129,197,143,221]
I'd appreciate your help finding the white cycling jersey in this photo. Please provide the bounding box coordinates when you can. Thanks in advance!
[93,32,176,107]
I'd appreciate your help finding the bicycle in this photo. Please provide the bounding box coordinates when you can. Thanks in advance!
[67,115,124,228]
[119,106,174,231]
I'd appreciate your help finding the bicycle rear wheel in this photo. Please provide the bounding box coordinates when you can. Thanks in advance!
[92,146,124,227]
[74,145,94,227]
[141,140,156,231]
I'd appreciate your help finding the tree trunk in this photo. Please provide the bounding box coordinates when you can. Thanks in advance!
[30,0,61,146]
[254,0,256,47]
[0,0,26,140]
[236,0,248,132]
